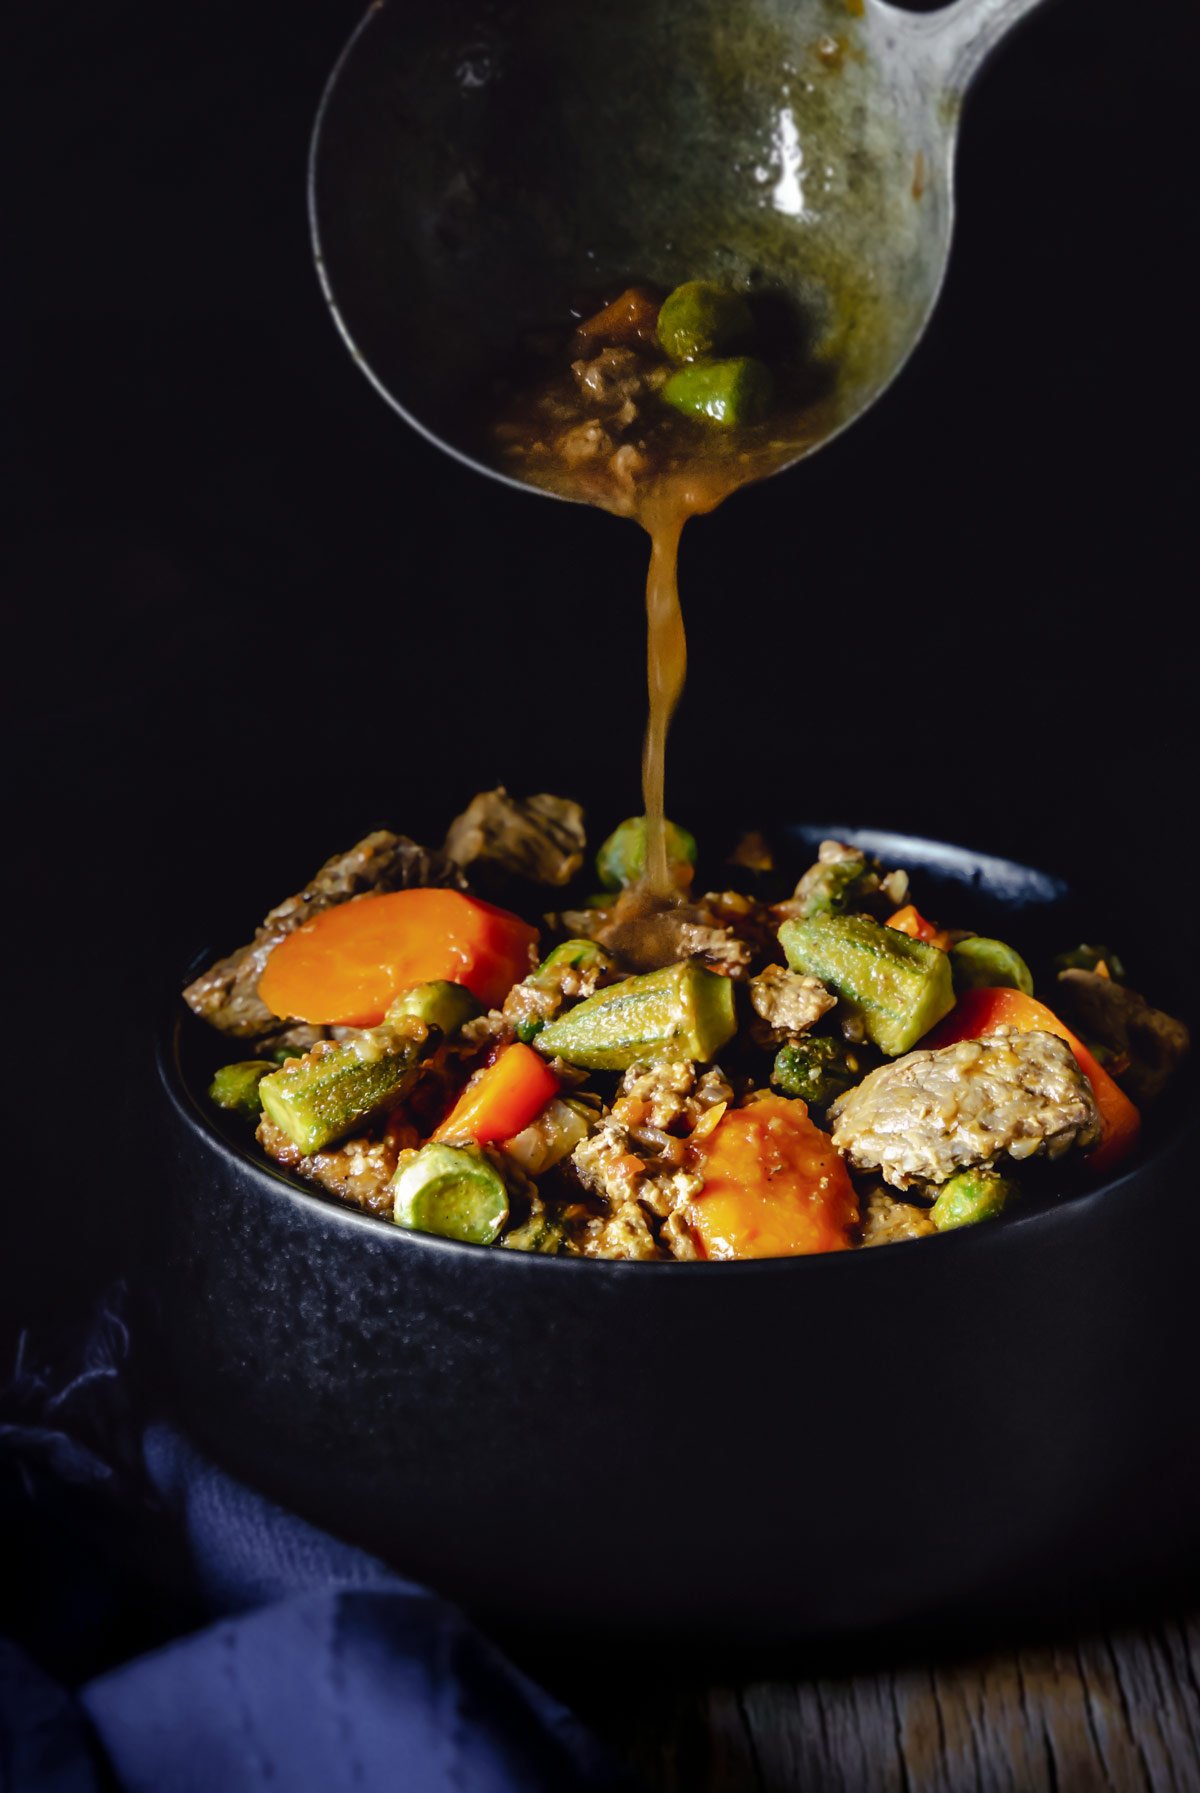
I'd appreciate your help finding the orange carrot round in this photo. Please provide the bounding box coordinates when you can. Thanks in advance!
[258,889,538,1027]
[924,986,1141,1176]
[433,1044,560,1145]
[688,1094,858,1260]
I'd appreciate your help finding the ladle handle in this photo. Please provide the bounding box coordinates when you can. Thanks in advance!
[914,0,1051,93]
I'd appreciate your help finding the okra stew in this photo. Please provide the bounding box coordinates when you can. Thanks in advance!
[184,790,1189,1262]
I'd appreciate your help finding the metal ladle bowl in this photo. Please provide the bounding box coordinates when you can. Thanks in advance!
[309,0,1049,496]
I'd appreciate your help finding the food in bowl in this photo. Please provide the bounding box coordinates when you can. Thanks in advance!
[183,789,1189,1261]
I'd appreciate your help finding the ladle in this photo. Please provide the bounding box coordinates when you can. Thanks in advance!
[309,0,1051,494]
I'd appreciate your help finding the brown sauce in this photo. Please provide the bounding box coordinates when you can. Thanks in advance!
[489,293,837,900]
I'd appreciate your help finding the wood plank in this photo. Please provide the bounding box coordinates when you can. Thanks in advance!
[577,1614,1200,1792]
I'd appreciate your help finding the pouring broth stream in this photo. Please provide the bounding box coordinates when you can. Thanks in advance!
[490,284,838,894]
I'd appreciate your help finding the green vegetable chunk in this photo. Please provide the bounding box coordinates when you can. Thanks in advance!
[797,858,867,920]
[392,1143,509,1245]
[930,1168,1016,1232]
[596,816,697,891]
[515,941,618,1043]
[258,1022,426,1154]
[656,281,753,362]
[533,940,616,979]
[771,1036,864,1108]
[779,913,954,1057]
[950,937,1034,996]
[1053,943,1126,980]
[535,960,736,1071]
[385,979,482,1034]
[501,1213,568,1254]
[209,1060,272,1120]
[662,357,772,427]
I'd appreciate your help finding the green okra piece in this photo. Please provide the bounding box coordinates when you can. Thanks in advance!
[779,913,954,1057]
[930,1168,1016,1231]
[656,281,753,362]
[258,1020,428,1154]
[950,937,1034,996]
[534,960,736,1071]
[532,940,616,981]
[392,1143,509,1246]
[385,979,483,1034]
[662,357,772,427]
[209,1060,273,1120]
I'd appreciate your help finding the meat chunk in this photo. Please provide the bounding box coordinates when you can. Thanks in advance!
[183,832,465,1039]
[443,788,586,888]
[829,1028,1100,1190]
[570,346,644,406]
[1054,969,1189,1107]
[748,964,836,1036]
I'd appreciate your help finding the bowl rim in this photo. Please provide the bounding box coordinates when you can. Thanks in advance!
[158,824,1195,1278]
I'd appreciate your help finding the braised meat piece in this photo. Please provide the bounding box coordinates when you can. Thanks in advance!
[1054,969,1190,1107]
[829,1028,1101,1190]
[183,832,465,1039]
[443,788,586,888]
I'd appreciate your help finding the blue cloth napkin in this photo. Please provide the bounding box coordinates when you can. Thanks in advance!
[0,1300,630,1793]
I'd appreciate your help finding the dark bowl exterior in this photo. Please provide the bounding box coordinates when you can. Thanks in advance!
[149,830,1200,1645]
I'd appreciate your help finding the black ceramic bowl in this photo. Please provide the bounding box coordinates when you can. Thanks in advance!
[152,827,1200,1648]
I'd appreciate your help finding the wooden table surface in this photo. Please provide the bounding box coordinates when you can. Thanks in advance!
[566,1613,1200,1792]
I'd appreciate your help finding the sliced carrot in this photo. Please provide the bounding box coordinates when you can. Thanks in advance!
[575,286,660,345]
[433,1044,560,1146]
[687,1095,858,1260]
[887,904,952,952]
[258,889,538,1027]
[924,986,1141,1176]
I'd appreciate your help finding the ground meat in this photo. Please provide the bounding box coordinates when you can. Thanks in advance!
[859,1186,937,1247]
[183,832,466,1039]
[1054,969,1189,1107]
[583,1200,663,1261]
[501,949,619,1039]
[569,1092,709,1261]
[610,443,648,489]
[571,346,644,406]
[257,1116,408,1217]
[443,788,586,888]
[253,1023,329,1061]
[613,1061,733,1135]
[748,964,836,1036]
[829,1028,1101,1190]
[557,420,613,466]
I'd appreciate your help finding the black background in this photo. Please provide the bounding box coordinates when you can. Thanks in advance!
[2,0,1197,1344]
